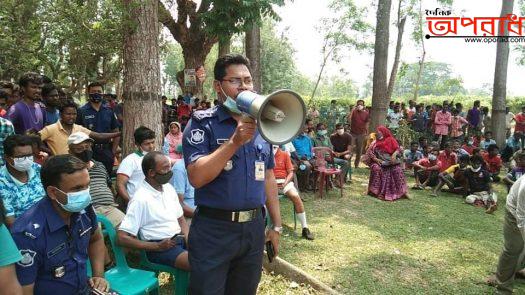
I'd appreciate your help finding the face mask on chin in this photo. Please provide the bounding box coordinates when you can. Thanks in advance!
[220,84,242,114]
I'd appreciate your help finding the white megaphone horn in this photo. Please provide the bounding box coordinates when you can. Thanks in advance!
[236,90,306,145]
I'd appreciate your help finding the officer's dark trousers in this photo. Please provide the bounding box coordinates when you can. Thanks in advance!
[93,145,114,176]
[188,210,265,295]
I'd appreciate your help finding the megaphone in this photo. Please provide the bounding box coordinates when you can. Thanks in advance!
[236,89,306,145]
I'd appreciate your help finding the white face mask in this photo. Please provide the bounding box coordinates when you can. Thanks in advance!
[471,166,481,172]
[428,154,437,161]
[272,145,279,154]
[11,156,34,172]
[357,105,364,111]
[337,129,345,135]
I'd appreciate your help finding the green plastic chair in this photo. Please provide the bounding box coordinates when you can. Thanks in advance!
[139,247,189,294]
[96,214,160,295]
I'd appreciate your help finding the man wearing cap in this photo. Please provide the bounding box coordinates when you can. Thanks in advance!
[183,54,281,294]
[39,100,120,156]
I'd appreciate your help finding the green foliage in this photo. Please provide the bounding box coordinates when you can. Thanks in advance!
[394,62,467,97]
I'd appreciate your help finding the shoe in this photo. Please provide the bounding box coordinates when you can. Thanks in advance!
[302,228,315,240]
[486,203,498,214]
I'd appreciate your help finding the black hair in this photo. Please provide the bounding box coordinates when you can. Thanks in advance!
[42,83,58,98]
[470,155,483,165]
[356,99,364,104]
[87,81,104,92]
[316,122,325,129]
[485,130,492,136]
[58,100,78,113]
[134,126,156,145]
[141,151,164,176]
[474,100,480,106]
[0,89,8,100]
[3,135,33,157]
[458,154,470,163]
[214,54,251,81]
[41,155,87,190]
[18,72,43,88]
[335,123,344,129]
[410,141,419,146]
[0,81,14,90]
[487,144,499,153]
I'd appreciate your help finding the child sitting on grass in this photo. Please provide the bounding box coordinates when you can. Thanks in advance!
[412,149,441,190]
[503,151,525,192]
[431,154,469,197]
[464,155,497,214]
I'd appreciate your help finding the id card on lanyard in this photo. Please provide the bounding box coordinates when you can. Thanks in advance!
[255,144,265,181]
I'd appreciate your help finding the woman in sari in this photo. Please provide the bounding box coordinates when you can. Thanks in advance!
[364,126,409,201]
[163,121,183,161]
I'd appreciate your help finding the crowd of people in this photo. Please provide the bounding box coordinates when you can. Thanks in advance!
[1,53,525,294]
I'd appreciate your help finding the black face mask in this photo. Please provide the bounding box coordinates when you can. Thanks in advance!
[154,170,173,185]
[75,150,93,163]
[89,93,103,103]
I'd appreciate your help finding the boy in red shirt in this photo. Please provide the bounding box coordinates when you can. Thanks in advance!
[413,150,441,189]
[482,144,503,182]
[273,145,314,240]
[437,141,458,172]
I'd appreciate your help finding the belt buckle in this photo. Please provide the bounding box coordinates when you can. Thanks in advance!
[236,211,253,223]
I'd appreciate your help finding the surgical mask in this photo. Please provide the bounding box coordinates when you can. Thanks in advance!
[154,170,173,185]
[56,187,92,213]
[89,93,103,103]
[428,154,437,161]
[272,145,279,154]
[11,156,33,172]
[471,166,481,172]
[220,85,242,114]
[75,150,93,163]
[337,129,344,135]
[317,130,327,136]
[357,105,364,111]
[299,164,306,171]
[468,141,474,145]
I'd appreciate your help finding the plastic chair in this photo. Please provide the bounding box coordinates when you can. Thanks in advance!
[312,147,343,198]
[96,214,160,295]
[139,243,189,294]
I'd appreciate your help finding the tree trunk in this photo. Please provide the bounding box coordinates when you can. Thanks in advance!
[122,0,162,156]
[492,0,514,147]
[370,0,393,132]
[245,25,262,93]
[413,0,426,102]
[386,0,406,101]
[218,37,231,58]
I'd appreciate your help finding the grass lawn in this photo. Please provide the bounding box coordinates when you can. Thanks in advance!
[276,167,525,294]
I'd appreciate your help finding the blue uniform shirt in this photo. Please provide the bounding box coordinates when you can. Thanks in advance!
[10,198,98,294]
[182,105,274,210]
[77,103,119,138]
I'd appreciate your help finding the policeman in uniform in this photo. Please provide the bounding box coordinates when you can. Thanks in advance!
[10,155,109,294]
[183,54,282,295]
[77,82,120,176]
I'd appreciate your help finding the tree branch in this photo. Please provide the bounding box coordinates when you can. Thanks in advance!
[158,0,187,44]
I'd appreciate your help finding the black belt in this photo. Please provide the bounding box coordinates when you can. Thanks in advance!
[197,206,262,223]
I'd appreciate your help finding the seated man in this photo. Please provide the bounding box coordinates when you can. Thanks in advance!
[503,151,525,192]
[273,145,314,240]
[502,131,523,163]
[412,150,441,189]
[452,140,470,157]
[117,152,190,271]
[0,135,45,226]
[170,145,196,219]
[431,154,469,197]
[330,123,352,182]
[461,137,475,155]
[482,144,503,182]
[313,123,331,148]
[464,155,497,214]
[10,155,109,294]
[116,126,156,204]
[437,141,458,172]
[479,131,497,151]
[403,141,423,170]
[292,125,315,191]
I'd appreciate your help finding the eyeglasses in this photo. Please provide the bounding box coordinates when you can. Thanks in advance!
[222,78,253,87]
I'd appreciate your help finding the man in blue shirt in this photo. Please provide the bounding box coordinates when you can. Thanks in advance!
[41,83,60,126]
[182,54,281,295]
[0,135,45,226]
[170,145,195,218]
[10,155,109,294]
[76,82,120,176]
[292,125,314,191]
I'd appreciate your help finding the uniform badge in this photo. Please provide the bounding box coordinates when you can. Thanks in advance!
[17,249,36,267]
[224,160,233,171]
[190,129,205,144]
[54,266,65,278]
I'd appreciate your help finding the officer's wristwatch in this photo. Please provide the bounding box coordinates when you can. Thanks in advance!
[272,226,283,234]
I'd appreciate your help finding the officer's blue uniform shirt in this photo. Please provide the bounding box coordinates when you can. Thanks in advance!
[182,105,274,211]
[10,197,98,294]
[77,103,119,136]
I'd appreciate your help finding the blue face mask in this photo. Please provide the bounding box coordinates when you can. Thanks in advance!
[56,187,92,213]
[220,85,242,114]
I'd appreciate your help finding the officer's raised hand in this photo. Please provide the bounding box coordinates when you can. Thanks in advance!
[89,275,110,292]
[231,116,256,146]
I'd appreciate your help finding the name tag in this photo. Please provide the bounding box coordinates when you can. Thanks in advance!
[255,161,265,181]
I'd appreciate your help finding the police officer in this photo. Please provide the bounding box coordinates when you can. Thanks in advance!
[77,82,120,176]
[183,54,282,295]
[10,155,109,294]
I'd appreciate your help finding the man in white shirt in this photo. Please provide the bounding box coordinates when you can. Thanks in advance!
[487,175,525,293]
[116,126,156,204]
[117,151,190,271]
